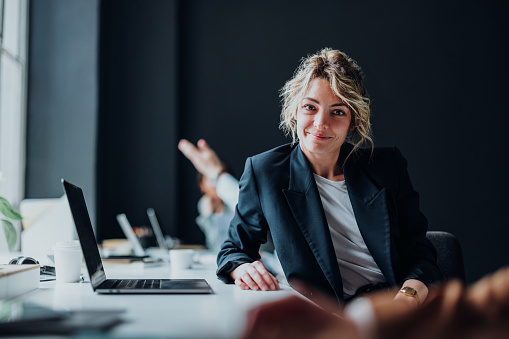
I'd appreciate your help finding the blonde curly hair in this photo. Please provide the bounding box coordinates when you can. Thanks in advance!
[279,48,373,159]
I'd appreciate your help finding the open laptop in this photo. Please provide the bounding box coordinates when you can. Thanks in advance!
[146,207,171,252]
[62,179,213,294]
[115,211,169,261]
[116,213,148,257]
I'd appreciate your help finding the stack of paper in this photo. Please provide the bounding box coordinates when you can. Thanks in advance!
[0,264,39,299]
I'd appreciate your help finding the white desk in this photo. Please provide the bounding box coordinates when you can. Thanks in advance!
[3,254,296,338]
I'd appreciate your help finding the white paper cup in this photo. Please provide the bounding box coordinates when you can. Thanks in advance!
[53,240,82,283]
[169,249,194,269]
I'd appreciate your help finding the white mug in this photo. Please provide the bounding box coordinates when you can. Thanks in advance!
[53,240,82,283]
[169,249,194,269]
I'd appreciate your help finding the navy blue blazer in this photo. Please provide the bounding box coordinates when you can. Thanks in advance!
[216,143,441,303]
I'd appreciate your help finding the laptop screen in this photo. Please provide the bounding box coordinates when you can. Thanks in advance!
[62,179,107,289]
[147,207,169,252]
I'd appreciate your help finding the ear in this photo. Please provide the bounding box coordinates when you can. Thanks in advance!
[349,116,356,131]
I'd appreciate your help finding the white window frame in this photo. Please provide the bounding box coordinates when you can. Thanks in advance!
[0,0,29,207]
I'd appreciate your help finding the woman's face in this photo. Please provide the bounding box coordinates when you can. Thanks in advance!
[296,78,354,160]
[199,177,221,201]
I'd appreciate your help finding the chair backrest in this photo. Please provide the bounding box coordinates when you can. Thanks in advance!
[426,231,466,283]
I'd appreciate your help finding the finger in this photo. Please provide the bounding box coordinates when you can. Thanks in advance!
[197,139,213,152]
[240,271,262,291]
[271,274,280,290]
[247,265,271,291]
[177,139,192,152]
[252,261,278,290]
[264,266,280,289]
[243,296,305,338]
[235,277,250,290]
[178,139,200,159]
[249,295,309,321]
[252,261,275,290]
[242,295,347,339]
[178,139,212,176]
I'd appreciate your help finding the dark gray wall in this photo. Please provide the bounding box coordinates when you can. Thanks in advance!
[96,0,179,241]
[27,0,508,284]
[26,0,98,221]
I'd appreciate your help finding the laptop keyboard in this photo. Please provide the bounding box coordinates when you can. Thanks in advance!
[111,279,161,289]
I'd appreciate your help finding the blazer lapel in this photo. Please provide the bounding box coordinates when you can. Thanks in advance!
[344,156,396,284]
[282,146,344,298]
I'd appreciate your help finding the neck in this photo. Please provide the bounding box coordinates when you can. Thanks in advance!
[301,148,344,181]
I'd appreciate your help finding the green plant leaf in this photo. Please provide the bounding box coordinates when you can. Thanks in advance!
[0,299,16,321]
[0,197,22,220]
[2,219,17,252]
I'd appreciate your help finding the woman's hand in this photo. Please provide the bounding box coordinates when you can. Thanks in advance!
[242,295,359,339]
[394,279,428,307]
[178,139,224,180]
[231,261,280,291]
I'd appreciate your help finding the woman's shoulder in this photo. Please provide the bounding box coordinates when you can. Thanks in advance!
[244,143,296,181]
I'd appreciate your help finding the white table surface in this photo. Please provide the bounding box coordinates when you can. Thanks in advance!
[1,252,297,338]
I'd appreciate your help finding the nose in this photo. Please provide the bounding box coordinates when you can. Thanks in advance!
[313,111,328,130]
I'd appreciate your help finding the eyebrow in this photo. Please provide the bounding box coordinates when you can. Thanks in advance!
[303,97,349,108]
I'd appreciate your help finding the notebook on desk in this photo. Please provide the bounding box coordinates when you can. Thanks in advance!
[62,179,213,294]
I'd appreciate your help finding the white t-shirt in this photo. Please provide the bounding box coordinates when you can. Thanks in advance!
[313,174,386,298]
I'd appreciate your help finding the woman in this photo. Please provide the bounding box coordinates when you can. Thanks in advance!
[178,139,239,252]
[195,171,235,253]
[216,48,441,305]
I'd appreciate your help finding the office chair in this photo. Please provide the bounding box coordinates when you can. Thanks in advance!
[426,231,466,283]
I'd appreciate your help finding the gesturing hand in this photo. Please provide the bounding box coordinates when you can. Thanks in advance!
[178,139,224,180]
[231,261,280,291]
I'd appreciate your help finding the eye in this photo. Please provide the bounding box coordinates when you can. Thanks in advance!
[303,104,316,111]
[331,109,346,116]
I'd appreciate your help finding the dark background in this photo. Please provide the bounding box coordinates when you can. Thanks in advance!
[25,0,508,284]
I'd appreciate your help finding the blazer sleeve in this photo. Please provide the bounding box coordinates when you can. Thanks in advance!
[216,157,270,283]
[392,147,443,286]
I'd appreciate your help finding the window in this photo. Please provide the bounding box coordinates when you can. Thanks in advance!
[0,0,28,205]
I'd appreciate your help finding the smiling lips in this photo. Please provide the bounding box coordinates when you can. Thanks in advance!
[308,132,332,140]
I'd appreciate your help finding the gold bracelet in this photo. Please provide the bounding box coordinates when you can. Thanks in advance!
[399,286,420,305]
